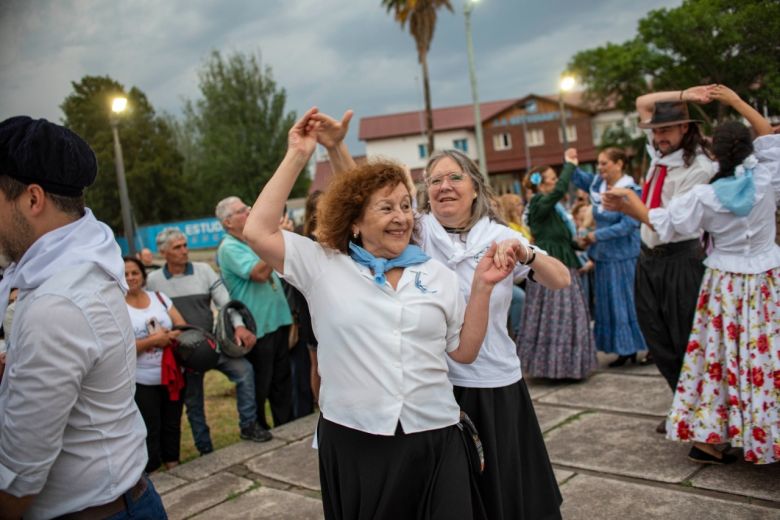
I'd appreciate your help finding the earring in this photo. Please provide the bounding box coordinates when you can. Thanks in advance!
[353,231,359,239]
[473,192,478,199]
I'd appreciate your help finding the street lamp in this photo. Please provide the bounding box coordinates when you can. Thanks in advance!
[558,75,576,150]
[109,96,135,256]
[464,0,489,183]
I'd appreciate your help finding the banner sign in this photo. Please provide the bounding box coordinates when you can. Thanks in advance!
[117,217,226,254]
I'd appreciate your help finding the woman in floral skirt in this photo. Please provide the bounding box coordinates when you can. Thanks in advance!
[605,84,779,464]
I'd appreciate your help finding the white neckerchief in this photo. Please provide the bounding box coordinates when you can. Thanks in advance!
[591,174,638,211]
[420,213,505,268]
[0,209,126,325]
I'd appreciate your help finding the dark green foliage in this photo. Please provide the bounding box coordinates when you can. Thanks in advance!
[174,50,307,216]
[60,76,186,229]
[569,0,780,119]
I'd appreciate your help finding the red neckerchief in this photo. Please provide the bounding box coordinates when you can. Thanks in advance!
[642,164,668,209]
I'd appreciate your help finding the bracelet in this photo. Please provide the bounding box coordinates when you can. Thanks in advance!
[522,246,537,266]
[679,89,685,101]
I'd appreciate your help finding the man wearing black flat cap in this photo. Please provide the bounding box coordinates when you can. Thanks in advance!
[0,117,166,519]
[608,87,716,433]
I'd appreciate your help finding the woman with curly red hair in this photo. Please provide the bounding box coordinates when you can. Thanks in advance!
[243,108,517,519]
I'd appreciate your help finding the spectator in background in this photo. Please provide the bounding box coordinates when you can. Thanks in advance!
[496,193,530,339]
[571,200,595,315]
[147,227,271,453]
[572,147,647,367]
[517,156,598,380]
[216,197,295,429]
[138,247,161,271]
[124,256,186,474]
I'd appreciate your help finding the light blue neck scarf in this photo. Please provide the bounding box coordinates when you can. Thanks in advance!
[555,203,577,239]
[348,242,430,285]
[712,155,757,217]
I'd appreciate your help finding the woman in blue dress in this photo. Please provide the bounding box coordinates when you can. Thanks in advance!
[572,147,647,366]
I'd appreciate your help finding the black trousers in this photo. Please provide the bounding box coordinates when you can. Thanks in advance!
[245,326,293,429]
[635,239,705,391]
[135,384,184,473]
[289,337,315,419]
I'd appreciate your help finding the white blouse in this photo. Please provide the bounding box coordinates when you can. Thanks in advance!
[649,134,780,274]
[281,231,464,436]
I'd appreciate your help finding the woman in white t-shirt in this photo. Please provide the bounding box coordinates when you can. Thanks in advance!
[243,108,516,519]
[124,256,185,473]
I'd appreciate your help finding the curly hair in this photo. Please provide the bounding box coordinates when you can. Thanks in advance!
[303,190,323,238]
[710,121,753,184]
[679,123,712,167]
[317,161,413,253]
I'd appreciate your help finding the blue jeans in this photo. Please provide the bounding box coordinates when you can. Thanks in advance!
[105,477,167,519]
[183,354,256,454]
[509,285,526,337]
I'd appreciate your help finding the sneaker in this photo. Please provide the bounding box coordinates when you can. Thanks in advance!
[240,423,273,443]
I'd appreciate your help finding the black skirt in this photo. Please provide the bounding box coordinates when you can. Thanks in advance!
[454,379,563,520]
[317,417,486,520]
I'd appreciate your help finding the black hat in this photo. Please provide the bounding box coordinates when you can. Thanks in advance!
[637,101,702,129]
[0,116,97,196]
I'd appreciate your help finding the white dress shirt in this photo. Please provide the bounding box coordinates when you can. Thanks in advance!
[641,129,716,248]
[419,215,536,388]
[282,231,464,436]
[649,134,780,274]
[0,263,147,519]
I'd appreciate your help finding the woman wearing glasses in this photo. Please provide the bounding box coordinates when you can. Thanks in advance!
[315,111,570,520]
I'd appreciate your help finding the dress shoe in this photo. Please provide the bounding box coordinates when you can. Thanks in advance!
[688,446,737,465]
[656,419,667,434]
[608,353,637,367]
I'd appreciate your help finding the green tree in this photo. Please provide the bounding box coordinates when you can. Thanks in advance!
[569,0,780,119]
[60,76,186,230]
[382,0,453,155]
[176,50,305,216]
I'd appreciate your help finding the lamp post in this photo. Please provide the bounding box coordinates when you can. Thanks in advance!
[558,75,576,150]
[464,0,489,183]
[109,96,135,256]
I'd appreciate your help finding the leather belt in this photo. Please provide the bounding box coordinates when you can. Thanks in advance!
[56,476,147,520]
[641,238,702,258]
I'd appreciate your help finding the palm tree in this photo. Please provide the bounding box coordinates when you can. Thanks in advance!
[382,0,453,156]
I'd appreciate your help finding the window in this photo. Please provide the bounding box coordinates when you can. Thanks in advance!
[525,128,544,147]
[558,125,577,143]
[525,100,538,113]
[418,143,428,159]
[453,138,468,152]
[493,133,512,151]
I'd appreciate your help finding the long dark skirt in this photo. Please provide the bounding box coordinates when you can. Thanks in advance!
[317,417,484,520]
[517,267,598,379]
[454,380,562,520]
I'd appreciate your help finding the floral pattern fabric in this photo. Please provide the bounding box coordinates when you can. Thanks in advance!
[666,267,780,464]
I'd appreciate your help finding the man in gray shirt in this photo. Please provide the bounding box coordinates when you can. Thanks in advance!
[147,228,272,453]
[0,117,165,518]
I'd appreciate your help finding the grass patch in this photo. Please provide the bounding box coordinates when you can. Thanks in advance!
[179,371,274,463]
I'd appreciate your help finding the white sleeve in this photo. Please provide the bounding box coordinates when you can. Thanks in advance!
[282,231,329,295]
[753,135,780,200]
[444,271,466,353]
[648,188,706,242]
[0,296,96,495]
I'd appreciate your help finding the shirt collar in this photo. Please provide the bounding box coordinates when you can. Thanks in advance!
[162,262,194,279]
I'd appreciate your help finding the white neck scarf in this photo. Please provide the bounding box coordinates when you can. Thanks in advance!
[0,209,127,324]
[420,213,505,268]
[591,174,638,210]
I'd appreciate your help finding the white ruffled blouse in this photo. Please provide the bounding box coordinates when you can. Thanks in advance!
[648,134,780,274]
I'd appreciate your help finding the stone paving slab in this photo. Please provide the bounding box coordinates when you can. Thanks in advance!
[553,468,575,484]
[538,372,672,417]
[525,378,565,400]
[149,471,188,495]
[692,460,780,503]
[600,360,663,377]
[246,437,320,491]
[190,486,324,520]
[534,404,581,433]
[169,438,286,481]
[560,474,780,520]
[272,413,318,442]
[545,412,696,483]
[162,472,255,520]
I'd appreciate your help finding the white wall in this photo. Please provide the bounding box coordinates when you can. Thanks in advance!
[364,130,478,170]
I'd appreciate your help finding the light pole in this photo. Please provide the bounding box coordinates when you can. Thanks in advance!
[109,96,135,256]
[464,0,489,183]
[558,75,576,151]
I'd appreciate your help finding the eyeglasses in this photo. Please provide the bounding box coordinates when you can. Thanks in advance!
[228,205,251,218]
[425,172,466,188]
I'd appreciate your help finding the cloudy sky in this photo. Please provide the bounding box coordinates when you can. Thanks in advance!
[0,0,680,152]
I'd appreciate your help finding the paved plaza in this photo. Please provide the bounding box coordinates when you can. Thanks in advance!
[153,355,780,519]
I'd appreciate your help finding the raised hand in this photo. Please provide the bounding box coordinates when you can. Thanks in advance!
[288,107,320,157]
[564,147,579,165]
[476,242,515,287]
[311,109,353,149]
[682,84,716,104]
[710,84,741,107]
